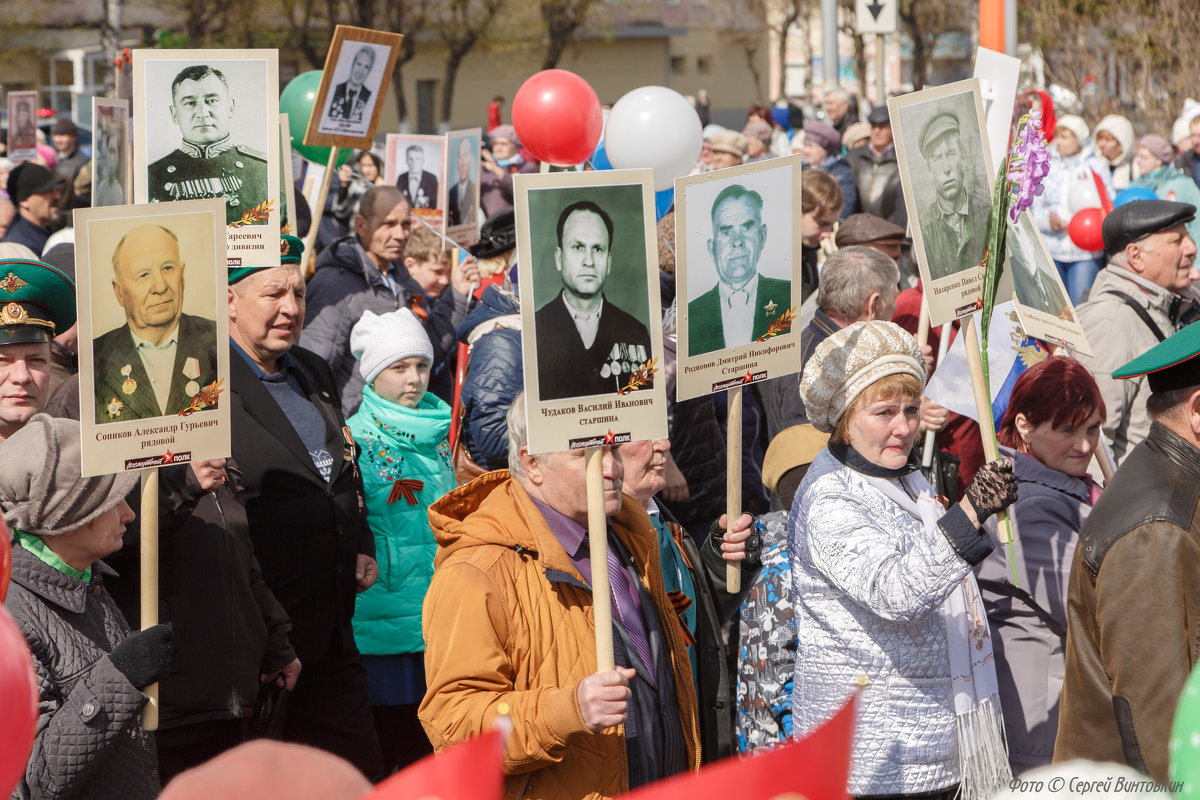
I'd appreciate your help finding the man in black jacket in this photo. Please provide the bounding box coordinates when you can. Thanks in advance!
[227,235,384,779]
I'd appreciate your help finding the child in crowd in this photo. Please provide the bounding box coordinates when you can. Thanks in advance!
[347,308,455,775]
[403,226,454,300]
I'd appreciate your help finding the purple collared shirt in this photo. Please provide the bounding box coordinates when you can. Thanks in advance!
[531,498,655,682]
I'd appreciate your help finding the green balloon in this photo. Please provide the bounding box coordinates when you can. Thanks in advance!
[1170,662,1200,796]
[280,70,353,167]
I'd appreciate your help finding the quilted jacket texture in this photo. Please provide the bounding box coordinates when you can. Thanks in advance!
[788,449,976,795]
[419,471,700,800]
[5,546,158,800]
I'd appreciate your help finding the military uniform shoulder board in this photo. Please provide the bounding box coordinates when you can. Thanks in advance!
[235,145,268,161]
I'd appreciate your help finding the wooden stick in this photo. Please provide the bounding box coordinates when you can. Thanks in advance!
[302,148,339,277]
[585,446,614,671]
[1095,430,1116,482]
[961,316,1015,544]
[916,291,931,352]
[922,323,952,469]
[140,469,160,731]
[725,386,742,594]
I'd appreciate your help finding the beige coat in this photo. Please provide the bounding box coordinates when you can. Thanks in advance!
[1075,265,1198,462]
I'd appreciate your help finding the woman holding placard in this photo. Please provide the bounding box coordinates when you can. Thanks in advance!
[789,321,1017,800]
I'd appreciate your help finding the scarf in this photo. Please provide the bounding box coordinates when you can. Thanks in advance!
[863,469,1012,800]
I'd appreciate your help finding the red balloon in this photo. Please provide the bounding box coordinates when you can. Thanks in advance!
[512,70,603,166]
[0,604,36,797]
[1068,207,1105,252]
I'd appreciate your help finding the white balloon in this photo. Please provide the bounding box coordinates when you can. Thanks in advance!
[1067,177,1102,214]
[604,86,703,191]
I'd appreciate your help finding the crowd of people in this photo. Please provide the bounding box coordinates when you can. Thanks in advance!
[1,78,1200,800]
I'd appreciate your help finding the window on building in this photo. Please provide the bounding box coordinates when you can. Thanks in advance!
[698,56,712,74]
[670,56,686,74]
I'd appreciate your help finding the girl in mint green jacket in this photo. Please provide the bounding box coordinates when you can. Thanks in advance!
[348,308,454,773]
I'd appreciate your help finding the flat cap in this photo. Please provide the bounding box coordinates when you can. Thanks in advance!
[1101,199,1196,255]
[803,121,841,156]
[920,112,960,155]
[52,118,78,137]
[710,130,747,159]
[867,106,890,125]
[835,213,910,249]
[1113,321,1200,393]
[0,257,77,345]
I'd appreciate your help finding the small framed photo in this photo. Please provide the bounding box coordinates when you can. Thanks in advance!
[386,133,446,231]
[445,128,482,247]
[74,200,231,476]
[1007,211,1092,355]
[7,90,39,163]
[92,98,131,208]
[514,169,667,455]
[674,155,803,402]
[891,78,1011,327]
[304,26,403,150]
[132,49,280,268]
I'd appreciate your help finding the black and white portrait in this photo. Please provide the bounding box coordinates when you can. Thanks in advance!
[1008,212,1071,320]
[447,132,481,228]
[317,40,389,138]
[683,164,794,357]
[895,88,992,281]
[136,52,278,229]
[527,185,653,401]
[92,100,129,208]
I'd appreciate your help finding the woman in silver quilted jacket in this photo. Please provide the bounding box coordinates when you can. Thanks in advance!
[789,321,1018,800]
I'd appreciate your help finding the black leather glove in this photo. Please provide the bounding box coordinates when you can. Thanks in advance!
[708,517,763,574]
[963,457,1018,522]
[110,624,174,689]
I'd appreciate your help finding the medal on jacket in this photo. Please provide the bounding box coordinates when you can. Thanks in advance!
[120,363,136,395]
[183,357,201,397]
[342,425,356,462]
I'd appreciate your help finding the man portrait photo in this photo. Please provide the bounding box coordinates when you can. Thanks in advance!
[396,144,439,209]
[447,137,478,227]
[9,97,37,154]
[534,199,653,401]
[147,65,268,226]
[1009,213,1071,319]
[687,184,791,357]
[914,109,990,280]
[93,223,218,424]
[93,111,127,208]
[327,45,375,124]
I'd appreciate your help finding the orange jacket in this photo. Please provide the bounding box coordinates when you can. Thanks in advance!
[419,470,700,800]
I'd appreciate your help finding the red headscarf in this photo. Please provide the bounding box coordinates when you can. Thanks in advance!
[1023,89,1057,143]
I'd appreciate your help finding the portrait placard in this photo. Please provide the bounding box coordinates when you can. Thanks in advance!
[514,169,667,456]
[132,49,280,268]
[891,78,1012,327]
[7,90,39,163]
[386,134,446,232]
[304,26,403,150]
[92,98,131,208]
[74,200,231,476]
[674,155,803,402]
[279,114,298,236]
[1007,211,1092,355]
[444,128,482,247]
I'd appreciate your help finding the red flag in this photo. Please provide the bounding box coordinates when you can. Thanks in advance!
[366,728,504,800]
[622,693,857,800]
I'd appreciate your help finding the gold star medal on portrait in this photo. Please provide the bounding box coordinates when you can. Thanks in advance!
[184,356,201,397]
[120,363,137,395]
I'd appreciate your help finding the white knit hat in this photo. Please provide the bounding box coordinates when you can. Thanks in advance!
[351,309,434,385]
[799,320,927,433]
[1056,114,1089,145]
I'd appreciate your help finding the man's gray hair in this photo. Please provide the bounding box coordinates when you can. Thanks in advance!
[817,246,899,320]
[354,46,376,69]
[826,88,850,104]
[507,391,530,479]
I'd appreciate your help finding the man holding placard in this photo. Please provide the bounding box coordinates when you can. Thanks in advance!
[420,395,699,798]
[533,200,652,400]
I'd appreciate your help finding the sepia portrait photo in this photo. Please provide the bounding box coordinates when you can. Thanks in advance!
[514,169,667,455]
[674,155,803,402]
[891,79,997,326]
[7,91,39,163]
[133,49,280,266]
[74,200,231,475]
[92,98,130,208]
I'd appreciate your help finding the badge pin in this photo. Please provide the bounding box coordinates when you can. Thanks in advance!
[185,380,200,397]
[764,299,778,315]
[122,377,137,395]
[167,165,176,174]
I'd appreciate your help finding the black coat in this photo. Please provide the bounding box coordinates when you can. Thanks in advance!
[229,344,374,666]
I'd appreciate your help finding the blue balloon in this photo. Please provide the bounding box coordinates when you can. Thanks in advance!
[655,187,674,221]
[1114,186,1157,206]
[590,141,612,171]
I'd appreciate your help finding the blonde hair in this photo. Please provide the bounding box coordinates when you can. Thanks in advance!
[830,372,924,444]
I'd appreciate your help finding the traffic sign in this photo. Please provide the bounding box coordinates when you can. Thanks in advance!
[856,0,897,35]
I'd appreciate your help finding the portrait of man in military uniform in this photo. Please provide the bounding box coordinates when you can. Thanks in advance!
[533,199,653,401]
[327,46,375,124]
[7,93,39,160]
[1008,212,1072,320]
[146,65,269,226]
[92,223,218,424]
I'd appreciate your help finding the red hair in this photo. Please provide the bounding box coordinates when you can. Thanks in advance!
[998,358,1106,448]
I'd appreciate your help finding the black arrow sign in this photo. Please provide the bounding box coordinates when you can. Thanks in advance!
[866,0,885,20]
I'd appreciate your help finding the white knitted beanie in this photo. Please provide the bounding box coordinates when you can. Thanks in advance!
[351,309,434,385]
[1056,114,1090,145]
[799,320,927,433]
